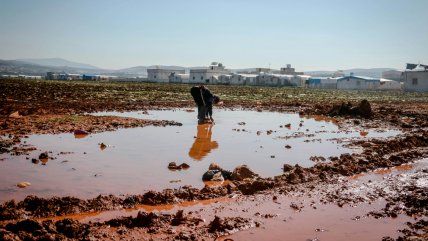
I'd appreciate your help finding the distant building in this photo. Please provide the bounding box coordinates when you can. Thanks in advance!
[82,74,98,80]
[382,70,403,82]
[239,67,273,75]
[169,73,189,83]
[402,64,428,92]
[189,62,230,84]
[46,72,60,80]
[1,74,20,79]
[337,74,380,90]
[2,74,42,80]
[46,72,70,80]
[217,74,232,85]
[147,67,185,83]
[255,73,283,86]
[307,77,339,89]
[255,73,309,87]
[46,72,83,80]
[230,73,258,85]
[280,64,304,75]
[66,74,82,80]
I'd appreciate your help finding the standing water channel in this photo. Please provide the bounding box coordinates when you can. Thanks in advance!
[0,109,400,202]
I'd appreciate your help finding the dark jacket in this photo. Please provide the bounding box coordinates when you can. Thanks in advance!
[190,86,214,107]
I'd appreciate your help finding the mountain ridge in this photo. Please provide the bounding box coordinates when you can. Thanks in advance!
[17,58,100,70]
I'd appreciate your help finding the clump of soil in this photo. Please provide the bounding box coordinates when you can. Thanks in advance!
[329,99,373,118]
[208,216,255,235]
[231,165,259,181]
[0,218,90,240]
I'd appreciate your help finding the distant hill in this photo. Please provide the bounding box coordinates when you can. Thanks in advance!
[0,59,108,76]
[16,58,100,70]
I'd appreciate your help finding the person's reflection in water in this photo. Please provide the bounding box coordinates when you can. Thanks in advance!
[188,123,218,161]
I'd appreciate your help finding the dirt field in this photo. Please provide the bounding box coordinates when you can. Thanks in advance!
[1,78,427,240]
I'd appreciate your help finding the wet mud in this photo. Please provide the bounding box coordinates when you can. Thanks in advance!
[1,79,428,240]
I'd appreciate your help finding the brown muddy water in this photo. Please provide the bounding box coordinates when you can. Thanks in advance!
[0,109,400,202]
[40,159,427,241]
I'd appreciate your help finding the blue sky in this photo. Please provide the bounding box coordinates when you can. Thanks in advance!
[0,0,427,70]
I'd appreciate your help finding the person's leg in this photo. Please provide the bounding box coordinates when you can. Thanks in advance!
[197,105,205,121]
[197,105,201,120]
[202,106,208,120]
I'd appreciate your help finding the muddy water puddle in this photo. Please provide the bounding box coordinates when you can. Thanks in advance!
[224,159,428,241]
[40,160,424,240]
[222,200,411,241]
[0,109,400,202]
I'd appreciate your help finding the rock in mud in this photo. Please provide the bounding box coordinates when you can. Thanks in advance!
[209,162,223,171]
[202,170,232,181]
[203,163,232,181]
[39,152,48,159]
[179,163,190,169]
[99,143,107,150]
[231,165,258,181]
[168,162,190,170]
[16,182,31,188]
[168,162,179,170]
[73,129,88,135]
[211,172,224,182]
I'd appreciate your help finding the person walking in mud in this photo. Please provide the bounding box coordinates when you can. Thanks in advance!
[190,85,221,124]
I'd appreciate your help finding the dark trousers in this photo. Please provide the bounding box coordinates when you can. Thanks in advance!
[197,105,207,121]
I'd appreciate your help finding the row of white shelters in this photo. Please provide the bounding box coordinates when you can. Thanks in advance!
[256,73,310,87]
[147,67,185,83]
[214,73,257,85]
[189,62,230,84]
[215,73,309,87]
[1,74,43,80]
[307,76,402,90]
[402,64,428,92]
[228,73,258,85]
